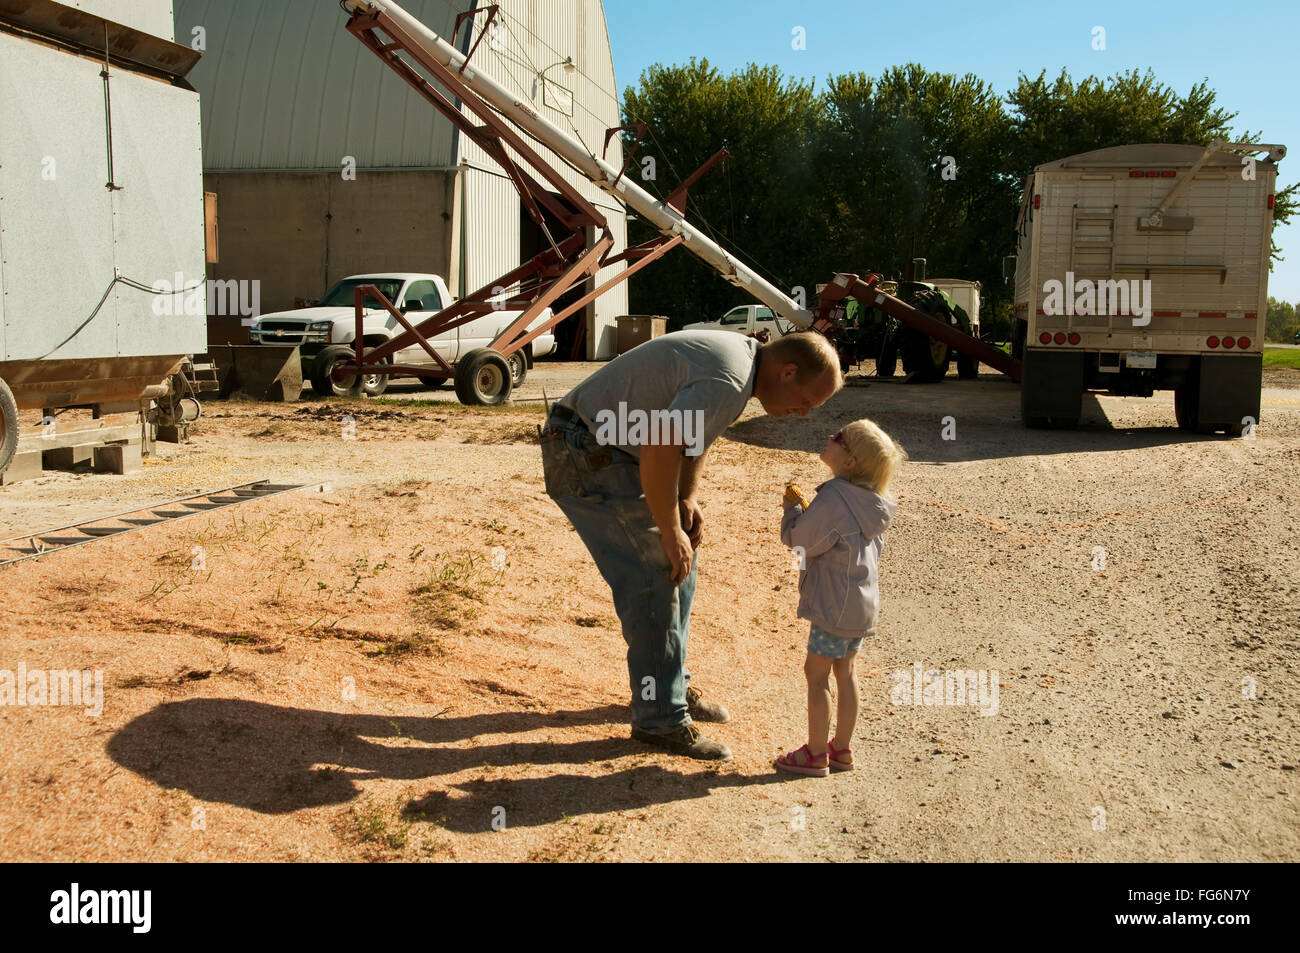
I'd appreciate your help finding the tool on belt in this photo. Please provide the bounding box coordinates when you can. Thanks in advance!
[537,398,613,469]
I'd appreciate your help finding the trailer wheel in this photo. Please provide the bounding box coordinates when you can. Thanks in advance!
[1174,367,1221,435]
[507,350,528,388]
[0,376,17,474]
[455,347,514,406]
[1174,380,1201,432]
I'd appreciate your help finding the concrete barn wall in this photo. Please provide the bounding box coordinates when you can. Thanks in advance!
[205,170,456,316]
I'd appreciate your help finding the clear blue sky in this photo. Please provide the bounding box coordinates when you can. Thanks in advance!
[602,0,1300,304]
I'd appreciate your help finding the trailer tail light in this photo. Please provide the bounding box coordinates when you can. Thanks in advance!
[1221,336,1235,349]
[1053,332,1066,344]
[1039,331,1052,344]
[1033,195,1041,209]
[1067,332,1080,345]
[1268,194,1275,209]
[1238,336,1251,349]
[1207,336,1219,348]
[1161,170,1176,177]
[1129,171,1144,178]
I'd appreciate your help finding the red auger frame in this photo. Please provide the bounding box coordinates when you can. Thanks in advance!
[337,3,717,399]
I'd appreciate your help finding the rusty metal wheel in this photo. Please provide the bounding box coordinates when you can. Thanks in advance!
[0,376,18,474]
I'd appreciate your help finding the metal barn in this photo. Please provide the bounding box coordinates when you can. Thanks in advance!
[174,0,628,360]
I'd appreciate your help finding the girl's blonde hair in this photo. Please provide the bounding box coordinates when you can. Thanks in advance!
[840,418,906,496]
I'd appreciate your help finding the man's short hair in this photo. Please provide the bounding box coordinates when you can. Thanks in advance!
[763,331,843,388]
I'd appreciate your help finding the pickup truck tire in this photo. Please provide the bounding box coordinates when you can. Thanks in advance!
[311,345,390,398]
[454,347,513,406]
[418,376,450,389]
[0,376,18,474]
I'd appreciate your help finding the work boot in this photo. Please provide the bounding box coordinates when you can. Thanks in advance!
[686,685,730,723]
[631,723,732,761]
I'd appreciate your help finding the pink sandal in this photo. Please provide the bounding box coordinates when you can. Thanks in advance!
[775,744,829,777]
[828,739,854,772]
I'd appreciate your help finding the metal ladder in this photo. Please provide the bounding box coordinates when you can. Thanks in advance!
[0,480,312,568]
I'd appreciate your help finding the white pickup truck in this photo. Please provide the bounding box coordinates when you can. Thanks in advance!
[683,304,795,340]
[247,273,556,397]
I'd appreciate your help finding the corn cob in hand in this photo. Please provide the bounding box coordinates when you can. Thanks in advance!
[783,482,811,508]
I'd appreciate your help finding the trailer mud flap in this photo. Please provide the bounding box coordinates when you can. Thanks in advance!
[1195,354,1262,431]
[1020,349,1085,426]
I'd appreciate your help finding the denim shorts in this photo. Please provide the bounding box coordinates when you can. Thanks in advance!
[807,623,863,659]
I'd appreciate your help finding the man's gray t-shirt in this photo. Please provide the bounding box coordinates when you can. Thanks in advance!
[556,330,760,458]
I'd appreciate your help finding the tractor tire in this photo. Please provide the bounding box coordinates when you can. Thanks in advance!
[876,335,898,378]
[0,376,18,475]
[956,351,979,380]
[311,346,389,398]
[900,328,951,383]
[454,347,513,406]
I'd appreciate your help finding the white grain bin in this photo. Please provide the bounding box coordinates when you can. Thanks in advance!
[0,0,206,472]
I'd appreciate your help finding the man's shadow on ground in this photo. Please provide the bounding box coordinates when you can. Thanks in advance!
[106,699,784,832]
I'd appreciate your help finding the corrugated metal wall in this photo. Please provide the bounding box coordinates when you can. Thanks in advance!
[456,0,627,356]
[176,0,462,171]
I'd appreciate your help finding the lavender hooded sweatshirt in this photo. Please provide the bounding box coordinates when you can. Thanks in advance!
[780,477,898,639]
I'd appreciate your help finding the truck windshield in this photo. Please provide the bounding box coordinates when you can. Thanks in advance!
[318,278,405,309]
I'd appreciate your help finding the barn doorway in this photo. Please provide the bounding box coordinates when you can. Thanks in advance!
[519,197,594,359]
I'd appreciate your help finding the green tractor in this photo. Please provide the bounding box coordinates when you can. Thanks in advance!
[839,280,979,382]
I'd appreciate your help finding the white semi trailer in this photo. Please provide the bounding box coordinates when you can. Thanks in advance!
[1013,141,1285,433]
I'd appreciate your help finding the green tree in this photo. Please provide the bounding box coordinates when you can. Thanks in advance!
[1265,296,1298,343]
[616,62,1293,331]
[621,59,822,326]
[815,65,1019,330]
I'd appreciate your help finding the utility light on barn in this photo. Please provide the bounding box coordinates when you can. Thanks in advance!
[541,55,577,75]
[539,56,576,116]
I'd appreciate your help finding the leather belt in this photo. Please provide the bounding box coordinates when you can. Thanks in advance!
[549,403,578,424]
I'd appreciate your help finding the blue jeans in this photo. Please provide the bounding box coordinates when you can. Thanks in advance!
[540,413,697,733]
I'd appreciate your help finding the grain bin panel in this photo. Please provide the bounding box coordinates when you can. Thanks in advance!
[0,32,120,361]
[0,24,206,407]
[105,65,207,358]
[63,0,176,42]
